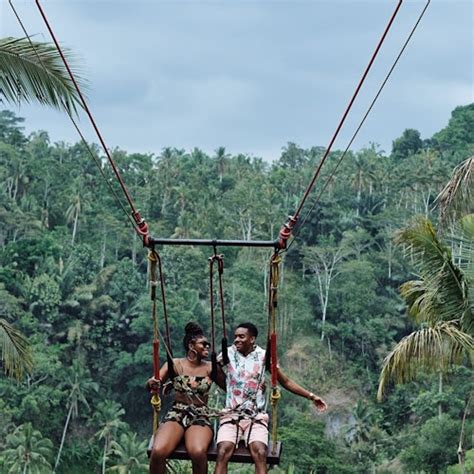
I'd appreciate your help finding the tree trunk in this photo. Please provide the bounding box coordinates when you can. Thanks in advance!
[54,403,73,472]
[71,207,79,247]
[387,241,392,279]
[263,263,268,312]
[438,371,443,419]
[100,226,107,269]
[102,437,108,474]
[457,394,472,474]
[132,229,137,266]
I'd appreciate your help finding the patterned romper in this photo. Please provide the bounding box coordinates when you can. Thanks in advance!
[162,374,213,429]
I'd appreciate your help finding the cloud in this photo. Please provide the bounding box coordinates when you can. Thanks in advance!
[0,0,472,161]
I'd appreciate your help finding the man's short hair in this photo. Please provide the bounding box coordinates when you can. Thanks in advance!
[236,322,258,338]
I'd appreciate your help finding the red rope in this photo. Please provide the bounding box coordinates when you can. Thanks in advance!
[35,0,149,245]
[277,0,404,250]
[153,340,160,381]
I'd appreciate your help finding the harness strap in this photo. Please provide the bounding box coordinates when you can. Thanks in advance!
[221,415,268,447]
[209,250,229,381]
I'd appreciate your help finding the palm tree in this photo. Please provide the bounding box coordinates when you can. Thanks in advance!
[107,432,148,473]
[377,216,474,400]
[54,360,99,472]
[1,36,85,380]
[436,156,474,223]
[0,36,84,113]
[0,316,33,380]
[346,401,378,445]
[93,400,127,474]
[65,191,82,246]
[3,422,54,473]
[215,146,229,184]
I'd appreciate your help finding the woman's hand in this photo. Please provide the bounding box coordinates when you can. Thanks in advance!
[146,377,161,393]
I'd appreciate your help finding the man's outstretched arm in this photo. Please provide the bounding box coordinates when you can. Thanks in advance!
[277,368,328,412]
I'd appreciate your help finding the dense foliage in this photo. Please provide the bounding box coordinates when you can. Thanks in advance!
[1,104,473,473]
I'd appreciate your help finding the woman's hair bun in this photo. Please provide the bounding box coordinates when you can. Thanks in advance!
[184,322,203,336]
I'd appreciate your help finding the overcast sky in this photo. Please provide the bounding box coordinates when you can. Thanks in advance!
[1,0,473,160]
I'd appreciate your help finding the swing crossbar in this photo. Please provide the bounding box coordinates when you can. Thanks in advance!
[149,237,279,248]
[147,437,282,465]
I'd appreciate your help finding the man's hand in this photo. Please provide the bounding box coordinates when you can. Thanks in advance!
[146,377,161,394]
[309,393,328,412]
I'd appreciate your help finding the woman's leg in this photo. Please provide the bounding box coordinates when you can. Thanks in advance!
[150,421,184,474]
[184,424,213,474]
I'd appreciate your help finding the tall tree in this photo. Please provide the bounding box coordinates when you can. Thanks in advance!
[93,400,127,474]
[378,217,474,400]
[54,360,98,472]
[302,236,352,341]
[436,156,474,224]
[108,432,148,474]
[3,423,53,473]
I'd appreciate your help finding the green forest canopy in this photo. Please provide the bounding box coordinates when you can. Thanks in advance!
[0,104,473,473]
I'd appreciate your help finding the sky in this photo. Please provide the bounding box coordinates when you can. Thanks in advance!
[1,0,473,161]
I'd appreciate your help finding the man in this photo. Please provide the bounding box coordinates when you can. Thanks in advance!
[215,322,327,474]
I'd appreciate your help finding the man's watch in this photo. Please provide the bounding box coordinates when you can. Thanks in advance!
[308,392,316,401]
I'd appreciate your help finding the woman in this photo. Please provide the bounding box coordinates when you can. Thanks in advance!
[147,322,223,474]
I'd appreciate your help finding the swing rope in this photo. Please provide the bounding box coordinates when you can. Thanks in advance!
[148,249,176,433]
[276,0,405,251]
[267,252,282,453]
[209,251,229,382]
[148,249,161,433]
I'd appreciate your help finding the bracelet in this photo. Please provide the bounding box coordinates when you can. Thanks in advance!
[308,392,316,401]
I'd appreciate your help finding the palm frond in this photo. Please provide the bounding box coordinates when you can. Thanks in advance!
[436,157,474,223]
[377,322,474,400]
[450,214,474,330]
[451,214,474,282]
[399,279,427,324]
[395,217,469,325]
[0,36,86,114]
[0,317,33,379]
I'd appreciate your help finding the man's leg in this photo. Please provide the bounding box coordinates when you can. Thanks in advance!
[215,417,239,474]
[247,414,269,474]
[249,441,268,474]
[215,441,235,474]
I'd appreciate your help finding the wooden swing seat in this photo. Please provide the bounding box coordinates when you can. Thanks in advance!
[147,437,282,465]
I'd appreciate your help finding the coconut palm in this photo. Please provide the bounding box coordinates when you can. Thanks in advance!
[436,156,474,223]
[3,422,54,473]
[107,432,148,473]
[1,36,86,380]
[93,400,127,474]
[377,216,474,400]
[0,36,85,113]
[0,316,33,379]
[54,360,99,472]
[346,401,379,445]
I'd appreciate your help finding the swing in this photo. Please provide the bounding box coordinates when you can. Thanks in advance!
[146,438,282,465]
[147,246,283,466]
[23,1,422,468]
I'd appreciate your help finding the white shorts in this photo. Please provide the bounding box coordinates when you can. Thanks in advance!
[216,413,269,446]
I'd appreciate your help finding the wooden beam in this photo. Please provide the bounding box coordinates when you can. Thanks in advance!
[147,438,282,465]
